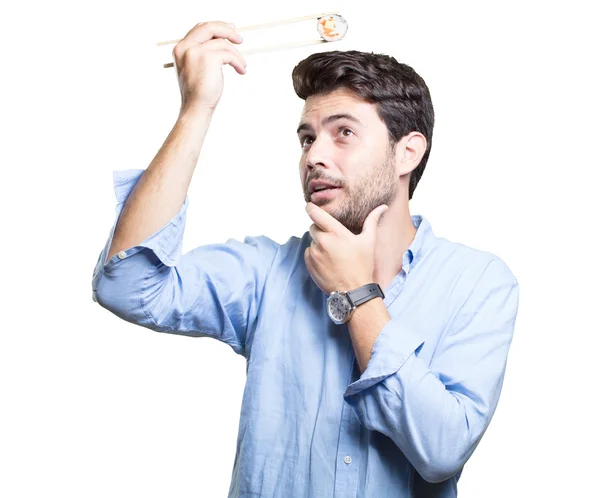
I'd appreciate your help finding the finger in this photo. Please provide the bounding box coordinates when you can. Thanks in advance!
[182,21,242,45]
[304,246,311,264]
[181,41,247,74]
[221,50,247,75]
[308,223,321,244]
[361,205,388,236]
[208,49,246,75]
[201,38,246,68]
[305,203,339,233]
[211,38,246,67]
[174,21,243,58]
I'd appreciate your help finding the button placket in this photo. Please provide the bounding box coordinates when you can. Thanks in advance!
[334,394,361,497]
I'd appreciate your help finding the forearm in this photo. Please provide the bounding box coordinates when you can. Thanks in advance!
[106,107,214,263]
[344,287,516,481]
[346,312,484,482]
[347,356,480,483]
[347,297,390,374]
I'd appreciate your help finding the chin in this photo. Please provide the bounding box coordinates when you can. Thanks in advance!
[311,192,340,205]
[314,198,333,206]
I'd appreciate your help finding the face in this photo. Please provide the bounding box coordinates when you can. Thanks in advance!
[298,88,398,235]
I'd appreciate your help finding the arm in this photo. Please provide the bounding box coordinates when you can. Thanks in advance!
[105,20,246,264]
[343,258,520,483]
[92,169,279,356]
[105,109,213,264]
[347,297,391,374]
[93,22,264,354]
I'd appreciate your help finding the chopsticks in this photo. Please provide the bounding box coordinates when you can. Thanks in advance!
[159,11,344,68]
[156,11,340,47]
[162,39,330,68]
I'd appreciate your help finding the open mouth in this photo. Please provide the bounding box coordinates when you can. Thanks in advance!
[311,187,340,200]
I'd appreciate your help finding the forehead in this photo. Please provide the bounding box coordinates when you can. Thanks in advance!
[299,88,379,124]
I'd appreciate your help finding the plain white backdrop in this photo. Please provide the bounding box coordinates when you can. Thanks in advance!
[1,0,598,496]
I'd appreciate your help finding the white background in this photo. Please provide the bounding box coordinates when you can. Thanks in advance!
[1,0,599,496]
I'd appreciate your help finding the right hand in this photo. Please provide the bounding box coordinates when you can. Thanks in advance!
[172,21,246,114]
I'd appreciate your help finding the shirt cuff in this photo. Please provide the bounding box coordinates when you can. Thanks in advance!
[93,169,189,285]
[344,319,425,398]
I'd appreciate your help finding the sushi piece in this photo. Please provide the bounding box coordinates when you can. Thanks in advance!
[317,14,348,42]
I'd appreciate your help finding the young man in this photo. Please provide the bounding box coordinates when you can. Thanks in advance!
[92,21,519,497]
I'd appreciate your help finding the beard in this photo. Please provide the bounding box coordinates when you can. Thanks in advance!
[306,147,398,235]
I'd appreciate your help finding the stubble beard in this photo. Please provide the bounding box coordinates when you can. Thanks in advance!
[329,150,398,235]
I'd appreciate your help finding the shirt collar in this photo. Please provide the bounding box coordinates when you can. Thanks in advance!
[402,214,435,274]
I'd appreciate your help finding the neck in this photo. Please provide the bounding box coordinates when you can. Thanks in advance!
[372,199,417,294]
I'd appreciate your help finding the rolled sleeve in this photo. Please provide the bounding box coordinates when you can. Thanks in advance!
[344,321,424,397]
[341,257,519,483]
[92,168,282,357]
[92,168,189,300]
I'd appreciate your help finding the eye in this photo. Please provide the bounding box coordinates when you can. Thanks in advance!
[300,136,314,147]
[340,128,354,138]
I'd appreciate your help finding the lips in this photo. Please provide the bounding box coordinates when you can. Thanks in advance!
[312,186,338,194]
[308,180,341,195]
[310,187,340,201]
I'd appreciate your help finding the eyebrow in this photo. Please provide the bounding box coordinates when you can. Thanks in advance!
[296,113,364,135]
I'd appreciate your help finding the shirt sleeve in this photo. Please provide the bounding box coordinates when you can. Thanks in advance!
[343,257,520,483]
[92,169,280,357]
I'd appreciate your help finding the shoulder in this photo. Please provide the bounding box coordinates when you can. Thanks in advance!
[240,233,308,263]
[242,233,306,251]
[432,236,518,290]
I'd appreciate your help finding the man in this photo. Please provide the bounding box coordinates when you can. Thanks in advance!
[92,21,519,497]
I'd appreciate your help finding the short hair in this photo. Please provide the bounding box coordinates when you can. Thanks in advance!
[292,50,435,200]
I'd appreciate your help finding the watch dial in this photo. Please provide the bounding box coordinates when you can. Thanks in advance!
[329,295,352,321]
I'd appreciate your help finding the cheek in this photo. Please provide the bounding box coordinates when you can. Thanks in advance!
[299,161,308,182]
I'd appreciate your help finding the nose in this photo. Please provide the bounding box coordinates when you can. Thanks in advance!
[305,136,331,172]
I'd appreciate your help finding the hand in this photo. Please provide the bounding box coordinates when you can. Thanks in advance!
[172,21,247,114]
[304,202,388,295]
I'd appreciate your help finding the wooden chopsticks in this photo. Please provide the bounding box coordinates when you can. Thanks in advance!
[162,38,329,68]
[156,11,340,47]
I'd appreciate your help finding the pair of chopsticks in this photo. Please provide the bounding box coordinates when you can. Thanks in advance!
[159,11,340,68]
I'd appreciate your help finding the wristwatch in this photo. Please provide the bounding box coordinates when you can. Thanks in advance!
[326,283,385,325]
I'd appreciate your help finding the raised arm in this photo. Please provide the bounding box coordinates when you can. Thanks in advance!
[106,21,246,263]
[93,22,276,357]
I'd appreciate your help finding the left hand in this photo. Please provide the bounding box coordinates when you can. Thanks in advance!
[304,202,388,295]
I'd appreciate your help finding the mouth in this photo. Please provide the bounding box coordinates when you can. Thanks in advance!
[310,187,341,201]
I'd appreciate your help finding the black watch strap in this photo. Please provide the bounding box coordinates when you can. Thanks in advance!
[347,283,385,307]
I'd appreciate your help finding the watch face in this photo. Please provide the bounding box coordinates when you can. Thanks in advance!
[328,293,353,323]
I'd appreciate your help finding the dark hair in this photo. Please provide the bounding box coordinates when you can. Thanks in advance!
[292,50,434,200]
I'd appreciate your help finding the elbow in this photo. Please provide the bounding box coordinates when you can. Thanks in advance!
[92,270,150,326]
[416,459,464,484]
[93,278,131,318]
[92,254,176,332]
[416,404,489,483]
[415,439,475,483]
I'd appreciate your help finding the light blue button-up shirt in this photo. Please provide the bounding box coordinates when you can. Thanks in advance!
[92,169,520,497]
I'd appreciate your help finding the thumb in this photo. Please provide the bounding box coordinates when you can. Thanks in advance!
[362,205,388,235]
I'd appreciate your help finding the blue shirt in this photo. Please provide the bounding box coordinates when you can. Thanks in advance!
[92,169,520,497]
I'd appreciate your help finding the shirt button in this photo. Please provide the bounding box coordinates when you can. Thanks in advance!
[117,251,127,260]
[343,456,352,464]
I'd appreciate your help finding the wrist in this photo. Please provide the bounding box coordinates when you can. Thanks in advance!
[178,103,216,122]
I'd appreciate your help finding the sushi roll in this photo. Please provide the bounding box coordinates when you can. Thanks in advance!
[317,14,348,42]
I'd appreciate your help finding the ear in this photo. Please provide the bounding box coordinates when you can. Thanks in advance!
[394,132,427,177]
